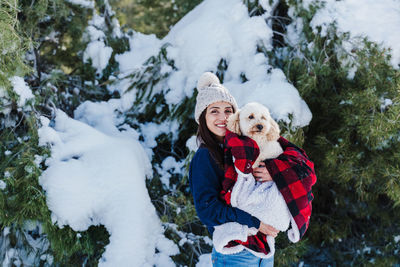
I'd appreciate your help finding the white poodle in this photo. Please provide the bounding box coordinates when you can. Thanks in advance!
[226,102,283,167]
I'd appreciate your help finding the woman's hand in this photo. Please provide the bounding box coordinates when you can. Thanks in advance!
[252,162,273,182]
[259,222,279,237]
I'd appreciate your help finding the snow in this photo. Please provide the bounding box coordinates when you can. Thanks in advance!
[196,253,212,267]
[162,156,182,173]
[162,0,311,126]
[225,68,312,127]
[0,180,6,190]
[139,120,180,159]
[38,110,177,266]
[380,98,393,111]
[83,13,114,75]
[186,135,198,152]
[65,0,94,8]
[74,100,125,137]
[156,156,185,188]
[83,41,113,74]
[37,1,313,264]
[30,0,400,265]
[0,87,12,115]
[310,0,400,68]
[163,0,272,92]
[34,155,43,167]
[0,222,51,266]
[285,17,304,46]
[115,32,161,74]
[85,25,106,41]
[114,0,312,127]
[90,13,107,29]
[10,76,34,107]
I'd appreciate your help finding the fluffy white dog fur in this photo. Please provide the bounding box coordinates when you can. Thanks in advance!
[227,102,283,166]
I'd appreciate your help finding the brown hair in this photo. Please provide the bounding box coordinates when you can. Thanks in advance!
[196,109,224,169]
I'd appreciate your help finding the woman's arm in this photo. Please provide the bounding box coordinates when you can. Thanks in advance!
[189,148,260,230]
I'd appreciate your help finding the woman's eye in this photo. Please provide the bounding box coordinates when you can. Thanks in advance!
[225,110,233,114]
[249,115,254,119]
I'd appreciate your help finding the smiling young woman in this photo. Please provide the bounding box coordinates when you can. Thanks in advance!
[189,72,278,267]
[189,72,316,267]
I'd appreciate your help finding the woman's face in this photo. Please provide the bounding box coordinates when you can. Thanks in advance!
[205,101,234,141]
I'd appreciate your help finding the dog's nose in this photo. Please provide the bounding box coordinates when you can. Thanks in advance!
[256,124,263,130]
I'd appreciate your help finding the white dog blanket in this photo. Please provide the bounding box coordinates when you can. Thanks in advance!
[213,169,300,258]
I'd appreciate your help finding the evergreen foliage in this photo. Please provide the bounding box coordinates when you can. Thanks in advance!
[2,0,399,265]
[1,0,209,265]
[0,0,118,265]
[118,44,210,265]
[0,0,30,86]
[111,1,307,266]
[109,0,203,38]
[269,1,400,265]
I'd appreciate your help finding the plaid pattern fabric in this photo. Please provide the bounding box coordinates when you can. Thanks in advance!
[264,136,317,238]
[221,131,316,256]
[221,130,260,205]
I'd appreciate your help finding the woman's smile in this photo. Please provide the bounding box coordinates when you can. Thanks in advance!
[205,101,233,142]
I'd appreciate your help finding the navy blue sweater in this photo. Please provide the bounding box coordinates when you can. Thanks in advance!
[189,146,261,235]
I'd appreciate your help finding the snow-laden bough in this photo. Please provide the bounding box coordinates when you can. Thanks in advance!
[38,110,178,266]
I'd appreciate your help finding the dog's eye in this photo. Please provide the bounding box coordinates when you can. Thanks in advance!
[248,115,254,119]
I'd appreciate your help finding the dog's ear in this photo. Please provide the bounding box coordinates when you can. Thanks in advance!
[266,118,280,141]
[227,110,241,135]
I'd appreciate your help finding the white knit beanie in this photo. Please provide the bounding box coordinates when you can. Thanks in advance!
[194,72,238,124]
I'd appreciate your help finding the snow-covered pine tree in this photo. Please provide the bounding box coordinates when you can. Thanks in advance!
[110,0,311,265]
[1,0,330,265]
[1,0,128,265]
[2,0,218,265]
[1,0,51,264]
[270,1,400,265]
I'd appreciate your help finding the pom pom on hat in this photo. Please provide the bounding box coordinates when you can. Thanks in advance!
[194,72,238,124]
[197,72,221,90]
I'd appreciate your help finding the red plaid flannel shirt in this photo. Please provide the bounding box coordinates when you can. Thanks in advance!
[221,130,317,255]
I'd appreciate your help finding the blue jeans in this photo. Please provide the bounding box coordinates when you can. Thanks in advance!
[211,248,274,267]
